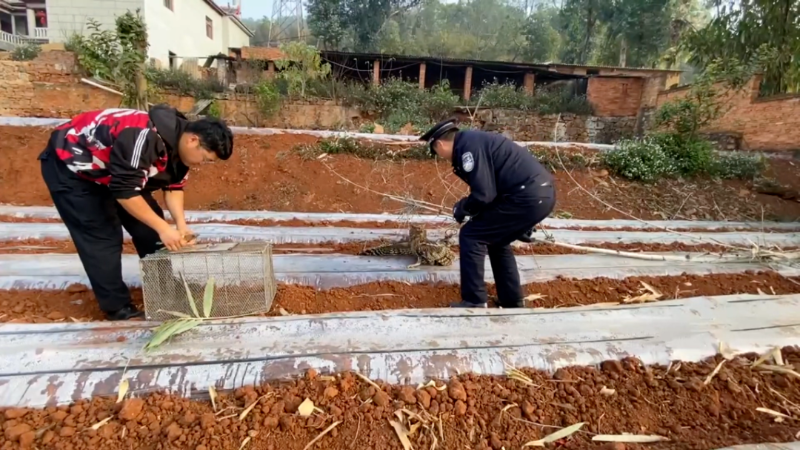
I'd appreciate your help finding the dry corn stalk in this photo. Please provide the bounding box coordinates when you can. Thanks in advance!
[523,422,585,447]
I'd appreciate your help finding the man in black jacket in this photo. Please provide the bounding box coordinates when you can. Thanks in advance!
[38,105,234,320]
[421,119,556,308]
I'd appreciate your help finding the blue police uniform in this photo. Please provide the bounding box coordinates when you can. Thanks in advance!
[423,121,556,307]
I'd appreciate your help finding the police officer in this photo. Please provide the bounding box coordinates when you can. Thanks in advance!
[420,119,556,308]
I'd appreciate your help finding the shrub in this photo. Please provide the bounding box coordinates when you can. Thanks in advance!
[714,152,766,180]
[474,80,594,115]
[649,133,716,177]
[601,138,677,183]
[206,100,221,118]
[146,68,223,99]
[253,80,281,117]
[11,43,41,61]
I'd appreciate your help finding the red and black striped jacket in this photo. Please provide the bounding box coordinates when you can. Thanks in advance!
[43,106,190,199]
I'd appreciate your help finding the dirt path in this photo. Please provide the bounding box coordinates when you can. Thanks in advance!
[1,126,799,221]
[3,272,797,323]
[2,349,800,449]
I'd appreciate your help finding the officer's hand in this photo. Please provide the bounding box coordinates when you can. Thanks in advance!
[453,198,467,224]
[159,227,186,252]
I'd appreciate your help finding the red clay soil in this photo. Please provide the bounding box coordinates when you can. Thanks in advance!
[3,349,800,450]
[2,272,798,323]
[0,238,760,256]
[2,126,799,222]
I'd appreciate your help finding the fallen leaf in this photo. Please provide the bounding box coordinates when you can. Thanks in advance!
[718,341,737,360]
[600,386,616,396]
[117,378,129,404]
[773,348,785,366]
[592,434,669,443]
[389,420,413,450]
[704,360,726,385]
[238,436,251,450]
[298,398,315,417]
[303,421,341,450]
[416,380,446,391]
[757,407,792,420]
[239,395,267,421]
[523,293,547,302]
[209,386,218,412]
[523,422,585,447]
[91,417,112,431]
[501,403,519,413]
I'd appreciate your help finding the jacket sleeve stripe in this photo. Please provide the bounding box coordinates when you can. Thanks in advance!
[130,128,149,169]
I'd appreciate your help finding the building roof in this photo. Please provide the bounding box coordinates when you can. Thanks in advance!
[240,47,286,61]
[201,0,253,37]
[545,62,683,74]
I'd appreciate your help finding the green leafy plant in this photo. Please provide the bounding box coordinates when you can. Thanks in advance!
[475,80,593,115]
[144,274,215,351]
[714,152,766,180]
[649,133,715,177]
[253,79,282,117]
[146,67,223,99]
[601,137,677,183]
[274,42,332,98]
[11,43,41,61]
[206,100,221,118]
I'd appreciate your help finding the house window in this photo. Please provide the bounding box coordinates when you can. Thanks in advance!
[205,16,213,39]
[164,0,173,10]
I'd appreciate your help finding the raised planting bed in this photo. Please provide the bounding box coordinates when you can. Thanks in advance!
[2,272,799,323]
[1,126,799,222]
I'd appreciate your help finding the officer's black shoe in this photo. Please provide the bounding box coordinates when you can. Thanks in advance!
[106,305,145,321]
[516,227,535,243]
[498,300,525,308]
[450,300,488,308]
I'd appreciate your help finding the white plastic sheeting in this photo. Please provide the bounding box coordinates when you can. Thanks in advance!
[0,253,794,290]
[1,204,798,231]
[0,222,798,247]
[1,293,798,407]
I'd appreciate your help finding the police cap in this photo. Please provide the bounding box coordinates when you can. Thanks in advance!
[420,118,459,154]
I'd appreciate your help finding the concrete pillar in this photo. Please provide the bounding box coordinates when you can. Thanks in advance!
[524,73,535,95]
[372,60,380,86]
[464,66,473,101]
[418,62,426,90]
[26,9,35,35]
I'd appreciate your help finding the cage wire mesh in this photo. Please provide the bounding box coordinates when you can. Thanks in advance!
[140,242,277,321]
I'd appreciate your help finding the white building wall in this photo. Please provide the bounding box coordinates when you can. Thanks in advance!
[46,0,144,43]
[144,0,225,68]
[223,17,250,50]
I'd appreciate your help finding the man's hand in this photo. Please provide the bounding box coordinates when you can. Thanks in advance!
[159,227,186,252]
[453,198,468,224]
[179,228,197,245]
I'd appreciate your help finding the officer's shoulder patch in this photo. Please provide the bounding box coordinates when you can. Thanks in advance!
[462,152,474,172]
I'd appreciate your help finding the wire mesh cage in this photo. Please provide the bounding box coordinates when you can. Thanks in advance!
[140,242,277,321]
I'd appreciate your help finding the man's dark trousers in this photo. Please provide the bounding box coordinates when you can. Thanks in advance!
[459,185,555,306]
[40,147,165,314]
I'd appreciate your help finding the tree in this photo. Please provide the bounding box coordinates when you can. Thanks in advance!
[680,0,800,95]
[275,42,332,97]
[523,6,562,62]
[307,0,347,49]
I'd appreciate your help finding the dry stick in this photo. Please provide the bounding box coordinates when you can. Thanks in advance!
[322,161,448,215]
[543,240,753,262]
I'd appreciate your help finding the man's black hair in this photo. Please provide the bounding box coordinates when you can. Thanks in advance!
[186,118,234,161]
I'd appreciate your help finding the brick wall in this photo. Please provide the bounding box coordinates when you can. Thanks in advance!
[0,51,633,142]
[467,109,635,143]
[656,76,800,152]
[587,77,644,117]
